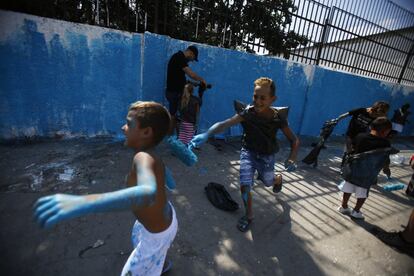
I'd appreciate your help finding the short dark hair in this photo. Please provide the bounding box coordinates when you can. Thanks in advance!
[371,101,389,113]
[370,117,392,132]
[128,101,171,146]
[187,45,198,61]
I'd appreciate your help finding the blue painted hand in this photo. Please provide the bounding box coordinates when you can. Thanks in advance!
[34,194,88,228]
[189,133,208,149]
[284,159,297,172]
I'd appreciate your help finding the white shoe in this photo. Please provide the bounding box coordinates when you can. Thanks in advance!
[351,210,364,219]
[337,206,352,214]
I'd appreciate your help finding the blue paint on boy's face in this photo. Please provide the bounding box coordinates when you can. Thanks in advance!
[122,113,140,148]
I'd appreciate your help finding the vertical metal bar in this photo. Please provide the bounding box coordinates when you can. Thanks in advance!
[350,13,362,74]
[334,9,344,71]
[389,2,399,30]
[315,4,326,63]
[316,7,331,65]
[229,29,232,49]
[398,42,414,83]
[372,1,381,33]
[301,0,310,63]
[350,0,357,16]
[135,1,139,32]
[397,5,406,30]
[377,32,394,81]
[337,7,350,71]
[370,25,383,79]
[358,18,373,77]
[330,7,342,68]
[222,22,226,46]
[343,4,355,71]
[195,10,199,38]
[326,8,337,68]
[290,0,300,61]
[96,0,100,24]
[308,2,317,63]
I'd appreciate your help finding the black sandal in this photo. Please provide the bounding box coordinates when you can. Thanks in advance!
[237,216,253,232]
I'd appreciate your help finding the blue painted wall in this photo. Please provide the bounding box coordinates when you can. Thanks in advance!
[1,10,413,140]
[0,11,141,139]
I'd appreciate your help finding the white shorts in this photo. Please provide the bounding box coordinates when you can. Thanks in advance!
[121,203,178,276]
[338,180,369,199]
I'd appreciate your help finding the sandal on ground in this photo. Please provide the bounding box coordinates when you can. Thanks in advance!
[237,216,253,232]
[273,174,283,193]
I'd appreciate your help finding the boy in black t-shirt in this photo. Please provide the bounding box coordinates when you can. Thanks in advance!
[332,101,390,154]
[190,77,300,232]
[338,117,392,219]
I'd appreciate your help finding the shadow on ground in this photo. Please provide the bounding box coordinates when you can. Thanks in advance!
[0,136,413,275]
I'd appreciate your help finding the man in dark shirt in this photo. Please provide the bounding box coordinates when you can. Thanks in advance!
[166,45,207,132]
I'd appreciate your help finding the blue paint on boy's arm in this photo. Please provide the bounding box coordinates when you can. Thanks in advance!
[165,135,197,166]
[34,156,158,228]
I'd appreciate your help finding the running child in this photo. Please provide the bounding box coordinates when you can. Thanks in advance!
[338,117,393,219]
[34,101,177,276]
[178,83,200,145]
[191,77,300,232]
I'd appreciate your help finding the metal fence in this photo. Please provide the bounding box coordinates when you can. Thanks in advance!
[284,0,414,86]
[164,0,414,86]
[14,0,410,85]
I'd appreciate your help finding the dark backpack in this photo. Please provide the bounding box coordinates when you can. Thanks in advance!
[342,147,397,189]
[204,182,239,212]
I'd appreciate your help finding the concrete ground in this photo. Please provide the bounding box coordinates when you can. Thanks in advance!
[0,136,413,276]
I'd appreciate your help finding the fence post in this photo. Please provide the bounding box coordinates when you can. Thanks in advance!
[398,42,414,84]
[316,8,333,66]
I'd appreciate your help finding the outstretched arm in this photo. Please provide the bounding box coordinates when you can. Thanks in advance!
[183,67,206,87]
[281,126,300,171]
[191,114,244,147]
[335,112,350,121]
[34,153,157,228]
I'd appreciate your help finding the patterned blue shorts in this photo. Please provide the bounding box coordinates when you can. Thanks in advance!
[240,148,276,188]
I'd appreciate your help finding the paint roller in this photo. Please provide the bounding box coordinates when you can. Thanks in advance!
[165,135,198,167]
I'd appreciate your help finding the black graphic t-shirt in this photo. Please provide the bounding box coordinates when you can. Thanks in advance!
[352,133,390,154]
[346,108,374,139]
[166,51,189,92]
[238,105,288,155]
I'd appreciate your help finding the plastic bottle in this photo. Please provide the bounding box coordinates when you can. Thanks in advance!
[390,154,405,165]
[383,183,406,191]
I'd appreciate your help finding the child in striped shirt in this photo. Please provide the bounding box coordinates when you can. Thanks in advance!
[178,83,200,145]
